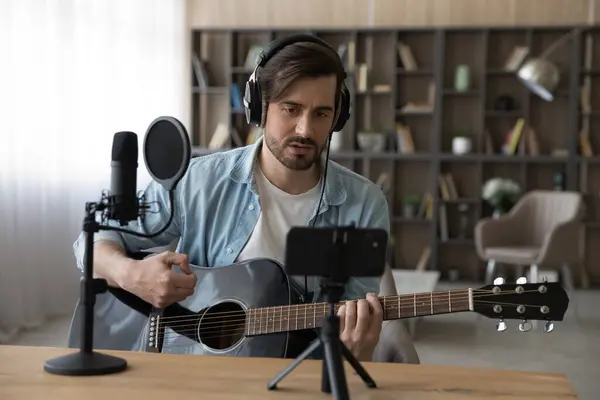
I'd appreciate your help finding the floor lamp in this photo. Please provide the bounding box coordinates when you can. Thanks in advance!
[517,28,581,101]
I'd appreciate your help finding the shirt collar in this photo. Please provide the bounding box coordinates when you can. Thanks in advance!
[229,135,347,206]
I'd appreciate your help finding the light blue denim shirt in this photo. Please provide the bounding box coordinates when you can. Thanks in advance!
[74,137,389,301]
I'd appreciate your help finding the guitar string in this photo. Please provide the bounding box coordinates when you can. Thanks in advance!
[154,302,546,349]
[155,289,484,322]
[156,298,543,335]
[153,298,547,343]
[154,288,543,324]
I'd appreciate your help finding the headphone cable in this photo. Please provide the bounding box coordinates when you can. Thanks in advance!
[305,135,332,300]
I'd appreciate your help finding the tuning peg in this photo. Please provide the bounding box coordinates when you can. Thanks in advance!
[519,319,532,332]
[493,277,505,285]
[496,319,507,332]
[544,321,555,333]
[516,276,527,284]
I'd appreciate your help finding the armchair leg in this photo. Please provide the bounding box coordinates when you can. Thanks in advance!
[529,264,538,283]
[560,264,575,292]
[484,260,496,284]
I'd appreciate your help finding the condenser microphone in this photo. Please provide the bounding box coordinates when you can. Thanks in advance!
[108,131,139,225]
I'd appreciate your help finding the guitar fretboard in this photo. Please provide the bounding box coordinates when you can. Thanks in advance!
[245,289,472,336]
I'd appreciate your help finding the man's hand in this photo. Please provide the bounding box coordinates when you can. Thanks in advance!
[337,292,383,361]
[121,251,197,308]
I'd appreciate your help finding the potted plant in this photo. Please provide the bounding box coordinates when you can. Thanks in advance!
[482,178,521,217]
[403,194,421,218]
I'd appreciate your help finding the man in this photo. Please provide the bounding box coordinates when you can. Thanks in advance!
[73,34,388,361]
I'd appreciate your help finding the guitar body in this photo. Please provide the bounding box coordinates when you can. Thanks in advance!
[147,258,296,358]
[68,258,317,359]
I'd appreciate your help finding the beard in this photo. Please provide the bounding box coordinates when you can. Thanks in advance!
[264,133,324,171]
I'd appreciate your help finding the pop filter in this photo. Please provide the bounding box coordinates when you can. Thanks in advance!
[143,116,191,192]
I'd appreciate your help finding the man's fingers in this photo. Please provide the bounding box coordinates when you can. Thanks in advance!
[354,299,371,337]
[170,271,197,289]
[162,251,191,274]
[337,304,346,333]
[366,292,383,321]
[344,300,357,332]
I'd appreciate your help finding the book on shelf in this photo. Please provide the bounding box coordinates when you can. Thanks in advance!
[230,84,243,111]
[415,246,431,271]
[438,173,459,201]
[337,41,355,71]
[208,123,230,149]
[399,82,435,114]
[396,123,415,153]
[356,63,368,92]
[417,193,433,220]
[192,53,212,88]
[501,117,525,155]
[397,41,418,71]
[244,45,265,70]
[438,204,449,242]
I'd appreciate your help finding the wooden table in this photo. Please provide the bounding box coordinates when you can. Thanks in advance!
[0,345,579,399]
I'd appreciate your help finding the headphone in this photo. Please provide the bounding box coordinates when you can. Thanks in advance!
[243,33,351,134]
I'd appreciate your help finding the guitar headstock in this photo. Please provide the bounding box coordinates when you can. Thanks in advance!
[474,277,569,333]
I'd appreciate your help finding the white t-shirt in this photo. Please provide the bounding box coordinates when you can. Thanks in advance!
[236,164,322,294]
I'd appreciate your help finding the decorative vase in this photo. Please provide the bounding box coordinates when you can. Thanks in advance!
[403,204,416,218]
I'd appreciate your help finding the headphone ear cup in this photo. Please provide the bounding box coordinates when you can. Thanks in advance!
[332,86,350,132]
[244,79,262,126]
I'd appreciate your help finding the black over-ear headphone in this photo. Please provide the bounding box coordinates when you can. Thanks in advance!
[243,33,351,133]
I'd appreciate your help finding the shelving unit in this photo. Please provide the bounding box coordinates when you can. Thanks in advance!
[190,25,600,287]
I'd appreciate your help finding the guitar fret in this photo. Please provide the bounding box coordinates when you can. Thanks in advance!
[449,290,452,313]
[313,304,316,328]
[383,297,387,319]
[270,307,274,333]
[429,292,433,315]
[413,293,416,317]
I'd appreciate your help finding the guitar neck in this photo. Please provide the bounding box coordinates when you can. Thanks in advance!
[245,288,473,336]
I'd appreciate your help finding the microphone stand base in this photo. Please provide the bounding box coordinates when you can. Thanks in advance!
[44,350,127,376]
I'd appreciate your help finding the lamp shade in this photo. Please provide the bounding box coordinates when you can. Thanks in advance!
[517,58,560,102]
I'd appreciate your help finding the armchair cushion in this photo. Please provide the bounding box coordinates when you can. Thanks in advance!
[483,246,540,265]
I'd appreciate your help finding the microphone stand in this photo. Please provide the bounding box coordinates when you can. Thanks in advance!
[44,201,127,376]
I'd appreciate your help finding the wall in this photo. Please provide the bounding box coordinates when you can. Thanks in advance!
[187,0,598,29]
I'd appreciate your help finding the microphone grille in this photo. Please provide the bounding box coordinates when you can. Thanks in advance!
[112,131,139,162]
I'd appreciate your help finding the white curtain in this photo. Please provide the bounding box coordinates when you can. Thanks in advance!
[0,0,189,343]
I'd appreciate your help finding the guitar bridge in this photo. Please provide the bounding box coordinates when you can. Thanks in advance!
[147,315,161,353]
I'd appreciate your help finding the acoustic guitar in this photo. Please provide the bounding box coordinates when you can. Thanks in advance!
[75,257,570,359]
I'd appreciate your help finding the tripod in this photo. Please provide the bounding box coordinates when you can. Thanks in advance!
[43,202,127,375]
[267,226,377,400]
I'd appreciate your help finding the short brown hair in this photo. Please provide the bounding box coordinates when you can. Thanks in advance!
[258,41,346,105]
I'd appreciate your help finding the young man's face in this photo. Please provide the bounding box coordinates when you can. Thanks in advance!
[264,74,337,171]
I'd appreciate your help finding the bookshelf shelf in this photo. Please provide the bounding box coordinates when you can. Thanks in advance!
[190,25,600,287]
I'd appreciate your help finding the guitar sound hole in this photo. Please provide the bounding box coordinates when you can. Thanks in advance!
[198,301,245,351]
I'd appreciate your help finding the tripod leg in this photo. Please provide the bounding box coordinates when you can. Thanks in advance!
[340,343,377,389]
[322,336,350,400]
[267,337,321,390]
[321,349,330,393]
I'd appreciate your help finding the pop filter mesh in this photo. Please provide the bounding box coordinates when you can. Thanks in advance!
[144,120,184,181]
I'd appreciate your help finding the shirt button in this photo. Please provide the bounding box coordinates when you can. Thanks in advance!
[226,247,233,254]
[249,204,255,211]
